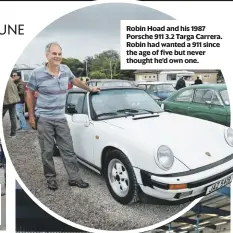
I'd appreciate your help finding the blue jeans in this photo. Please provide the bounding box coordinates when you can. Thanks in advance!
[16,103,29,129]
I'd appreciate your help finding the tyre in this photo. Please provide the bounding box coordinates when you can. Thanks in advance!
[103,149,139,205]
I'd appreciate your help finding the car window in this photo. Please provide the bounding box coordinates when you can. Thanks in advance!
[220,90,230,105]
[138,84,147,90]
[91,89,163,119]
[148,85,158,92]
[212,92,222,105]
[193,89,213,104]
[66,93,85,114]
[21,70,33,82]
[82,95,88,114]
[175,89,193,102]
[157,84,175,92]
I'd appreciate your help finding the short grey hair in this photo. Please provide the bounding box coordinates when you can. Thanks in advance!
[45,42,62,53]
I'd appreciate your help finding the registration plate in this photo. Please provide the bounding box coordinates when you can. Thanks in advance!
[206,174,233,195]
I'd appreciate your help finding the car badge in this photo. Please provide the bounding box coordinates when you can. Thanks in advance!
[205,152,211,157]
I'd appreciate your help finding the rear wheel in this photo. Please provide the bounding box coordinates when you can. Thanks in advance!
[103,149,139,205]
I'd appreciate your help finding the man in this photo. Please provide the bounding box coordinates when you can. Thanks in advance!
[194,76,203,85]
[26,42,99,191]
[175,76,186,90]
[12,71,30,131]
[3,76,20,137]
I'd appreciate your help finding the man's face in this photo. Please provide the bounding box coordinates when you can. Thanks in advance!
[46,45,62,66]
[12,73,19,81]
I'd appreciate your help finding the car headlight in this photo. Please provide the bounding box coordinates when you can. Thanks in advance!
[155,145,174,170]
[225,128,233,147]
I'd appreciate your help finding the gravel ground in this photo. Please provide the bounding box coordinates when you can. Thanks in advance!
[3,116,191,231]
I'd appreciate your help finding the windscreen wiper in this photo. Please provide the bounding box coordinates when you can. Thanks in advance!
[117,108,139,113]
[95,112,118,118]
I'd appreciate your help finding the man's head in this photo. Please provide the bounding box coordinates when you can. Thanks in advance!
[11,71,21,81]
[45,42,62,67]
[197,76,200,80]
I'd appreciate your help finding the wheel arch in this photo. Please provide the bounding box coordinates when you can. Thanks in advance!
[101,145,133,173]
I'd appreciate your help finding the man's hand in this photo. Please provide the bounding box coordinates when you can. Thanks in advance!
[89,87,100,93]
[72,78,100,93]
[29,116,36,129]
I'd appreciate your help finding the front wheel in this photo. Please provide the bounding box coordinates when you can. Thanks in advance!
[103,149,139,205]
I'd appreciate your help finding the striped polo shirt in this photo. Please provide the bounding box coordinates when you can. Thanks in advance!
[27,64,76,119]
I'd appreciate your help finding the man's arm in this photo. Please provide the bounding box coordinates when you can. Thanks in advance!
[72,78,92,91]
[18,82,25,96]
[72,78,100,92]
[26,89,35,119]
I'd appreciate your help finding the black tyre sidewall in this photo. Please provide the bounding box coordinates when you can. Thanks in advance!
[103,149,138,205]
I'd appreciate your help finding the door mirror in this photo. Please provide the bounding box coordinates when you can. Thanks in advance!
[66,104,78,114]
[72,114,90,127]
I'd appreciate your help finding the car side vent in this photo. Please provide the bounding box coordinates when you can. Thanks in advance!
[132,115,159,120]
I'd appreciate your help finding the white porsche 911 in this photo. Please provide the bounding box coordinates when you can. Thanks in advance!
[65,87,233,205]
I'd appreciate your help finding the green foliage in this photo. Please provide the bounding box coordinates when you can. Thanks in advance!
[62,50,135,80]
[89,71,107,79]
[61,58,84,77]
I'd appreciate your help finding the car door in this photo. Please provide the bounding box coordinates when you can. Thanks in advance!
[164,89,194,115]
[189,89,227,124]
[189,89,213,120]
[65,92,95,164]
[208,91,228,125]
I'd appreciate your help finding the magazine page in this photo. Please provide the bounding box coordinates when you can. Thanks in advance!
[0,1,232,233]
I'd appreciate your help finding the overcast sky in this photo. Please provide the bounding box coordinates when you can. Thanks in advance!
[17,3,173,66]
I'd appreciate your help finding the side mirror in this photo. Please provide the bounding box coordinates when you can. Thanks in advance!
[72,114,90,127]
[161,104,164,110]
[66,104,78,114]
[205,101,211,105]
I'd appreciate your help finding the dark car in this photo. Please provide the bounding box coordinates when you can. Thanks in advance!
[136,82,176,101]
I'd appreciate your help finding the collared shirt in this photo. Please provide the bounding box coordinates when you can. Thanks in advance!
[27,64,76,119]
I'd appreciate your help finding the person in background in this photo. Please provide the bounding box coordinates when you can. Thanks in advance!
[0,139,6,196]
[12,71,30,131]
[175,76,186,90]
[3,77,20,138]
[194,76,203,85]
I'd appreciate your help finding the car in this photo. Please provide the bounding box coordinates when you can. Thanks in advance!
[161,84,231,127]
[87,79,133,88]
[136,82,176,101]
[63,86,233,205]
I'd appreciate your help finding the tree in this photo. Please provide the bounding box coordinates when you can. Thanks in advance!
[89,71,107,79]
[61,58,84,77]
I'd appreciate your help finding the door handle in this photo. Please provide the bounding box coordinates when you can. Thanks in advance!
[187,107,192,110]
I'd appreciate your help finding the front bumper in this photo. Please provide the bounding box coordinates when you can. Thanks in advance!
[134,163,233,201]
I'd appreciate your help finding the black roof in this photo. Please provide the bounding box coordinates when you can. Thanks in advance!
[68,86,139,93]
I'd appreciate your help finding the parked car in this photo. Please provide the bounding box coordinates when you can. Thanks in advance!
[161,84,230,127]
[63,86,233,205]
[136,82,176,101]
[87,79,133,87]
